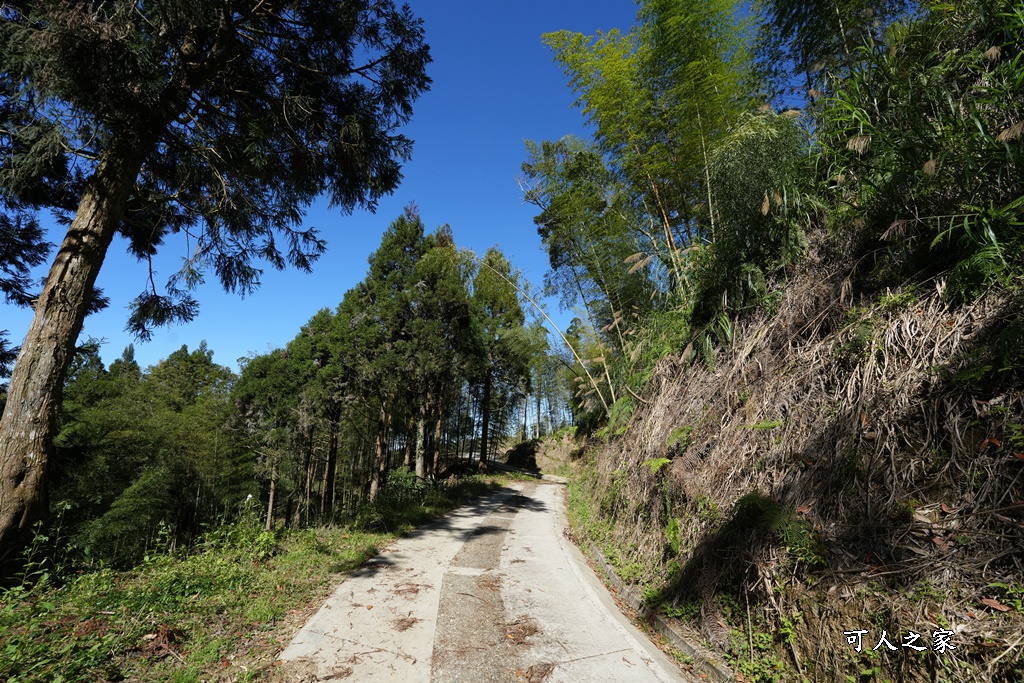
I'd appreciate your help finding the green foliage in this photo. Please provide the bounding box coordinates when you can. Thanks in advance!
[667,425,694,451]
[692,111,813,324]
[660,598,701,622]
[522,136,657,322]
[742,419,785,430]
[727,492,827,569]
[0,0,432,334]
[0,475,497,682]
[985,582,1024,614]
[816,0,1024,299]
[600,396,635,440]
[878,286,918,311]
[51,343,249,568]
[642,457,672,475]
[665,517,683,556]
[696,495,720,523]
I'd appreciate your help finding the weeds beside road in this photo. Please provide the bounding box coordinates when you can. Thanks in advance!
[0,475,501,682]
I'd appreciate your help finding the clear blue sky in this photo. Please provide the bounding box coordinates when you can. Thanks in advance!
[1,1,640,372]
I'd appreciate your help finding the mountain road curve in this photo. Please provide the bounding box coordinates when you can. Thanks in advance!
[277,481,696,682]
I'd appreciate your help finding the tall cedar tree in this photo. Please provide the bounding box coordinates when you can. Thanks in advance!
[409,226,476,477]
[471,247,527,465]
[0,1,430,558]
[346,208,425,501]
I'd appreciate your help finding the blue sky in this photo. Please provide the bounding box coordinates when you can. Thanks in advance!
[1,1,640,372]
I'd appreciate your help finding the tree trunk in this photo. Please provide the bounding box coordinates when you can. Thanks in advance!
[404,414,415,469]
[266,458,278,532]
[0,138,146,560]
[302,431,315,526]
[536,390,543,439]
[431,397,444,478]
[478,371,492,466]
[414,408,427,479]
[321,413,339,517]
[368,402,389,503]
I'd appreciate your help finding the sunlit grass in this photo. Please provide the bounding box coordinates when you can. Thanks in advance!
[0,475,505,682]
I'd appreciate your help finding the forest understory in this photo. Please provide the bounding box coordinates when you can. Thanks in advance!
[566,233,1024,682]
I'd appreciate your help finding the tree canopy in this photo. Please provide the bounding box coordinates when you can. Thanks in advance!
[0,0,432,559]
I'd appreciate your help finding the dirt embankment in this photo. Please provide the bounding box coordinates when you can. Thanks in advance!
[573,235,1024,682]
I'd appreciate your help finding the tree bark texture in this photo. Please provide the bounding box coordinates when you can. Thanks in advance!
[266,458,277,532]
[414,412,426,479]
[368,402,389,503]
[0,140,145,559]
[478,371,492,466]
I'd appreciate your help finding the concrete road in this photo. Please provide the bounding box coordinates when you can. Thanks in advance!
[279,482,693,682]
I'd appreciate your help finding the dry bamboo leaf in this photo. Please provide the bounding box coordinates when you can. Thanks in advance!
[782,109,802,119]
[628,254,653,274]
[981,598,1011,612]
[995,121,1023,143]
[978,437,1001,451]
[847,135,871,155]
[882,219,909,241]
[758,103,773,112]
[624,252,645,264]
[761,193,770,216]
[922,158,938,176]
[840,277,852,304]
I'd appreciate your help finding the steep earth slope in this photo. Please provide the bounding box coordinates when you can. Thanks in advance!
[569,235,1024,682]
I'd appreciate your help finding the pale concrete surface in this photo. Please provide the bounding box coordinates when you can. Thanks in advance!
[500,483,688,683]
[279,482,693,682]
[279,486,524,681]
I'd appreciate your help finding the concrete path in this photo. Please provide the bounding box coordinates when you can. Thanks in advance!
[278,482,692,682]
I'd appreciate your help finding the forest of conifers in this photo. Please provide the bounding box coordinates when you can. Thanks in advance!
[1,0,1023,680]
[3,209,576,568]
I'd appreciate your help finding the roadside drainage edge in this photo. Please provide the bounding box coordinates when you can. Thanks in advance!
[585,541,734,683]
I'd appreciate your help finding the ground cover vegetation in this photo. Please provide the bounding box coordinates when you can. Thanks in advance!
[0,474,501,682]
[528,0,1024,680]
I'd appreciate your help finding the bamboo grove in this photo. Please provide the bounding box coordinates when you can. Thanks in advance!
[521,0,1023,432]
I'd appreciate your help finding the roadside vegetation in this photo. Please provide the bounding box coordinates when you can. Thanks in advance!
[536,0,1024,681]
[0,475,501,683]
[2,0,1022,681]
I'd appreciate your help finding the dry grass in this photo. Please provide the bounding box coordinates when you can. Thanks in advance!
[579,233,1024,681]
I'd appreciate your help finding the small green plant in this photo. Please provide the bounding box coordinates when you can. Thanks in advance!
[665,517,682,556]
[661,599,701,622]
[641,457,672,475]
[985,582,1024,613]
[909,580,943,604]
[696,495,719,523]
[742,419,784,431]
[878,285,917,311]
[667,425,694,451]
